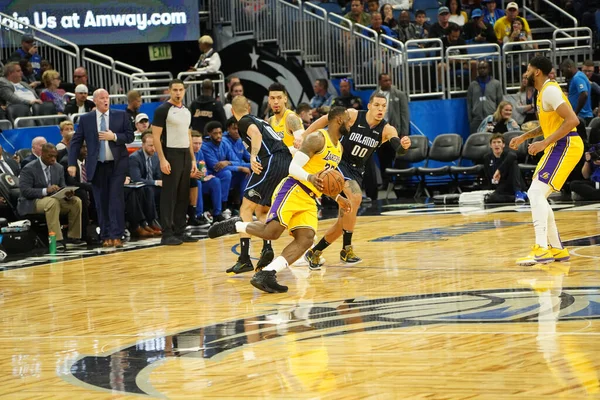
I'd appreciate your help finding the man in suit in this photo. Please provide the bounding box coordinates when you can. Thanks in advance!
[18,143,86,250]
[21,136,47,169]
[68,88,134,248]
[0,62,42,107]
[0,144,20,176]
[129,133,162,225]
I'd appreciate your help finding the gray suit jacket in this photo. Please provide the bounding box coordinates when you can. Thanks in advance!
[385,86,410,137]
[0,77,39,106]
[17,159,66,216]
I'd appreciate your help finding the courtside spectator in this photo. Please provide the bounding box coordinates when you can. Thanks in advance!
[125,90,142,130]
[296,102,312,129]
[571,145,600,201]
[561,58,594,124]
[310,79,333,117]
[582,60,600,115]
[190,132,225,224]
[64,84,95,115]
[21,137,47,168]
[190,79,227,135]
[477,101,520,133]
[222,117,251,163]
[133,113,150,142]
[332,79,363,110]
[223,82,245,119]
[56,121,74,159]
[483,133,527,203]
[467,61,503,132]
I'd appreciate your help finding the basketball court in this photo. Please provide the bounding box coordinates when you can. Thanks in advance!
[1,201,599,398]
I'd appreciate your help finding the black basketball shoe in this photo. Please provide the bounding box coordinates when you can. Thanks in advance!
[256,247,275,271]
[226,257,254,274]
[250,270,288,293]
[208,217,242,239]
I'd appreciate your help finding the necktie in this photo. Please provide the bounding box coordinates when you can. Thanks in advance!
[80,162,87,183]
[45,166,51,185]
[99,113,107,162]
[146,157,153,181]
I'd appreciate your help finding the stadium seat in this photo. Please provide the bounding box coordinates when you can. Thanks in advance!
[417,133,463,197]
[32,102,59,126]
[589,117,600,145]
[15,148,32,163]
[0,119,12,131]
[385,135,429,199]
[413,0,440,10]
[450,132,492,190]
[6,104,34,127]
[518,135,544,176]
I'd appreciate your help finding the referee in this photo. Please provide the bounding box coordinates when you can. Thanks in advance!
[153,79,199,245]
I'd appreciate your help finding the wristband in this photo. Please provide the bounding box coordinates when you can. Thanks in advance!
[335,194,341,201]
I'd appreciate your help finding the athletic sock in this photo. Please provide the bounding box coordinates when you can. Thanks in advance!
[263,239,272,250]
[546,202,562,249]
[342,230,353,248]
[313,237,331,252]
[240,238,251,260]
[263,256,289,273]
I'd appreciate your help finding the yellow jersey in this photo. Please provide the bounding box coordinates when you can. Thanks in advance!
[302,129,343,197]
[537,80,576,139]
[494,16,531,41]
[270,109,296,147]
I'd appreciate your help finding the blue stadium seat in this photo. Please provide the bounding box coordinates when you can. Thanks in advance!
[413,0,441,10]
[313,1,343,16]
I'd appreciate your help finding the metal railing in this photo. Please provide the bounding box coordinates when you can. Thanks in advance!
[130,72,174,103]
[81,49,114,93]
[379,35,406,93]
[211,0,233,25]
[14,114,69,128]
[404,39,445,99]
[0,12,79,82]
[298,0,330,66]
[177,71,227,107]
[326,13,354,79]
[231,0,255,36]
[502,39,553,93]
[279,0,305,57]
[553,28,593,68]
[446,43,501,98]
[255,0,277,45]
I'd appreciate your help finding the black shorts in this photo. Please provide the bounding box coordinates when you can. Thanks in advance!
[244,150,292,206]
[337,159,365,187]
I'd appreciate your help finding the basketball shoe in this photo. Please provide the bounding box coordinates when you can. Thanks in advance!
[226,257,254,274]
[549,245,570,262]
[516,245,555,266]
[256,247,274,271]
[250,270,289,293]
[340,245,362,264]
[304,249,324,270]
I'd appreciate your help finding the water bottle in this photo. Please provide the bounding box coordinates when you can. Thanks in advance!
[48,231,56,255]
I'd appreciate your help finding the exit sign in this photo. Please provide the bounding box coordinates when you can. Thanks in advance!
[148,44,172,61]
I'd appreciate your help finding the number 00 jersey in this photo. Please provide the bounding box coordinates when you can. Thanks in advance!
[341,110,387,169]
[302,129,342,197]
[237,114,288,160]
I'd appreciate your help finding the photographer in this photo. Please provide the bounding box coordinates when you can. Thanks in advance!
[8,34,42,79]
[570,146,600,201]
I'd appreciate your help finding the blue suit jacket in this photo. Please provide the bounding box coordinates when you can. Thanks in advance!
[129,148,162,185]
[17,159,66,216]
[68,109,134,181]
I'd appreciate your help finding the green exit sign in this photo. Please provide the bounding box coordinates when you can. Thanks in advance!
[148,44,172,61]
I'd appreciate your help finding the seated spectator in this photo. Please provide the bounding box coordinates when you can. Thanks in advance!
[123,175,161,238]
[512,73,536,124]
[366,12,396,45]
[8,35,41,79]
[222,117,251,163]
[296,102,313,129]
[483,133,527,203]
[133,113,150,142]
[193,35,221,74]
[380,4,398,29]
[332,78,363,110]
[570,145,600,201]
[413,10,430,39]
[224,76,241,105]
[190,79,227,135]
[380,0,412,10]
[19,60,41,90]
[0,144,20,176]
[463,9,497,44]
[60,67,97,95]
[561,58,594,125]
[429,7,452,39]
[125,90,141,130]
[438,24,476,84]
[17,143,86,249]
[21,136,47,168]
[60,141,97,245]
[582,60,600,115]
[344,0,372,28]
[0,62,42,107]
[310,79,333,118]
[56,121,74,159]
[202,121,251,211]
[223,82,245,119]
[478,101,520,133]
[502,17,533,50]
[190,131,225,225]
[494,3,532,45]
[396,11,419,42]
[367,0,380,12]
[482,0,505,26]
[447,0,468,26]
[40,70,66,113]
[64,84,95,115]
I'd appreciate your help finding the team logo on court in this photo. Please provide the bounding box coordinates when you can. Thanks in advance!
[66,287,600,396]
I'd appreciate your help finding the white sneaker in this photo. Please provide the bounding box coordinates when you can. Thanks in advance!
[222,209,232,219]
[203,211,213,224]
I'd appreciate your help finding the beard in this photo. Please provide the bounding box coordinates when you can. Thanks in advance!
[339,124,350,137]
[526,73,535,87]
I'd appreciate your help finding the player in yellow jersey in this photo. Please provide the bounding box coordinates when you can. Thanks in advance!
[268,82,305,152]
[509,56,584,265]
[208,107,352,293]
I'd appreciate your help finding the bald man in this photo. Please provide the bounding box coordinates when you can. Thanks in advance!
[68,88,134,248]
[20,136,47,169]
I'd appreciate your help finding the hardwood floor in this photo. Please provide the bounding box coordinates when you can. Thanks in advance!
[1,203,599,399]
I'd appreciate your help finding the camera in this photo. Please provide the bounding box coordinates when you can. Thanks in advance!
[589,146,600,162]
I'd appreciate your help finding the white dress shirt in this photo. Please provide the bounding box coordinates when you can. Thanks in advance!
[96,109,114,161]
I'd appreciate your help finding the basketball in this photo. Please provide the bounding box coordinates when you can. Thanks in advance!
[319,169,345,198]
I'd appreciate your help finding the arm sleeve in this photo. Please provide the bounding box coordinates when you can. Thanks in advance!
[541,85,565,111]
[288,151,311,181]
[399,91,410,136]
[152,104,168,128]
